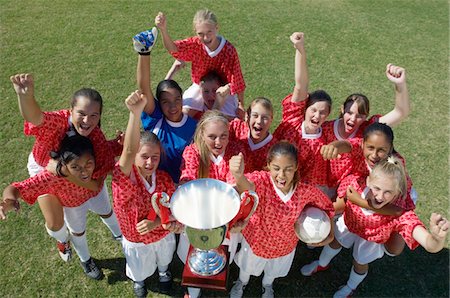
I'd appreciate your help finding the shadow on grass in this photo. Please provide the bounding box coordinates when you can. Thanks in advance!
[95,257,128,284]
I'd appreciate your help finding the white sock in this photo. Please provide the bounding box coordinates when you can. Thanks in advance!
[347,266,368,290]
[158,264,169,273]
[319,245,342,267]
[100,211,122,237]
[71,233,91,262]
[239,269,251,284]
[187,287,201,298]
[45,223,69,243]
[262,274,275,286]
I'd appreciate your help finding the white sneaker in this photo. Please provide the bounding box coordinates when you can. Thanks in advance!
[333,285,353,298]
[300,260,329,276]
[261,284,274,298]
[230,280,246,298]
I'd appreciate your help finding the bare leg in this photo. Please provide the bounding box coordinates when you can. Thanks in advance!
[384,232,405,256]
[37,194,64,231]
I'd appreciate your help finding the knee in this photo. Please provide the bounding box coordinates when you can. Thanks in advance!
[45,221,64,231]
[384,233,405,256]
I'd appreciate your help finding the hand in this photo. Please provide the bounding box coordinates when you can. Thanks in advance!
[10,73,34,99]
[125,90,147,114]
[290,32,305,51]
[229,219,247,233]
[0,199,20,220]
[155,12,167,31]
[229,152,245,179]
[162,221,184,234]
[429,213,449,240]
[136,218,161,235]
[216,84,230,98]
[346,185,362,203]
[386,63,406,85]
[320,144,341,160]
[115,130,125,146]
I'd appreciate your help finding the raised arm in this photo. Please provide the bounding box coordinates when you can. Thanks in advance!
[413,213,449,253]
[119,91,148,176]
[378,64,410,127]
[155,12,178,53]
[165,59,186,80]
[0,185,21,220]
[290,32,309,103]
[10,73,43,126]
[320,140,352,160]
[229,153,255,193]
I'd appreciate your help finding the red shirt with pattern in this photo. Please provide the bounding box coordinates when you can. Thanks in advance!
[24,110,122,178]
[112,164,174,244]
[339,179,424,250]
[171,36,246,95]
[242,171,334,259]
[12,170,104,207]
[229,119,278,173]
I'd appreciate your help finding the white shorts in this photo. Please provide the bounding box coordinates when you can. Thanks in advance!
[183,83,238,117]
[234,237,295,278]
[122,233,176,282]
[64,184,111,234]
[27,152,45,177]
[176,231,239,265]
[335,215,394,265]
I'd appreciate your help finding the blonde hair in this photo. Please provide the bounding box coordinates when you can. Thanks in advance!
[193,8,218,30]
[193,110,229,178]
[370,156,407,201]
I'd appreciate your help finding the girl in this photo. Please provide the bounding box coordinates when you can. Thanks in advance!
[322,63,410,191]
[112,91,181,297]
[133,28,197,184]
[9,73,122,261]
[155,9,246,119]
[272,32,334,198]
[300,157,449,298]
[1,135,117,280]
[228,141,334,298]
[165,60,238,120]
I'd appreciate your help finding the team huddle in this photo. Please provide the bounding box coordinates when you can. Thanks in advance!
[1,8,449,298]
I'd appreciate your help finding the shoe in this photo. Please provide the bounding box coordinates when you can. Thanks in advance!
[133,27,158,54]
[333,285,353,298]
[158,270,172,294]
[56,241,72,262]
[113,234,123,242]
[300,260,329,276]
[80,258,103,280]
[133,281,148,298]
[230,279,246,298]
[261,284,274,298]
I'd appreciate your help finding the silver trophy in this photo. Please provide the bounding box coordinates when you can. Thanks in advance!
[152,178,258,277]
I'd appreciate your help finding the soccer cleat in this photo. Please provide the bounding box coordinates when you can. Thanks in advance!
[133,281,148,298]
[300,260,329,276]
[80,258,103,280]
[158,270,172,294]
[133,27,158,54]
[56,241,72,262]
[229,279,246,298]
[261,284,274,298]
[333,285,354,298]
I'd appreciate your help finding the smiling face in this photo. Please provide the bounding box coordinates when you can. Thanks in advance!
[362,132,392,169]
[268,154,298,195]
[341,101,368,135]
[304,101,330,133]
[203,120,229,157]
[65,153,95,183]
[367,173,399,209]
[159,87,183,122]
[70,96,101,136]
[248,102,273,142]
[135,142,161,178]
[195,21,219,50]
[200,79,220,110]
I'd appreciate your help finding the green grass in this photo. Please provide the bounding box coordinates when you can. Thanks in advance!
[0,0,448,297]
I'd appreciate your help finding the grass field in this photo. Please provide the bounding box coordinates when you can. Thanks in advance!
[0,0,448,297]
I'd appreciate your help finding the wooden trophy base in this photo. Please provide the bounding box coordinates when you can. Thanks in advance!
[181,245,230,291]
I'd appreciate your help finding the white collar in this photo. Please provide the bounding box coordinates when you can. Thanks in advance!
[333,119,357,140]
[302,121,322,139]
[247,133,273,151]
[270,176,296,203]
[166,114,188,127]
[130,169,156,194]
[210,152,225,165]
[204,36,226,58]
[360,186,375,215]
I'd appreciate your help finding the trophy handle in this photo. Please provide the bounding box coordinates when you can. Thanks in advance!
[239,190,259,222]
[150,192,171,224]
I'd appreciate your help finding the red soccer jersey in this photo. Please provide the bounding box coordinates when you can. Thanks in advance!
[341,183,424,250]
[242,171,334,259]
[12,171,104,207]
[112,164,174,244]
[24,110,121,178]
[171,36,245,95]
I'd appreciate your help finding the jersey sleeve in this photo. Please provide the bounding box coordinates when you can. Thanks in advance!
[171,37,197,61]
[179,144,200,182]
[141,105,163,131]
[12,173,54,205]
[111,162,138,209]
[24,110,68,137]
[303,184,335,219]
[281,93,306,127]
[227,46,246,95]
[394,211,425,250]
